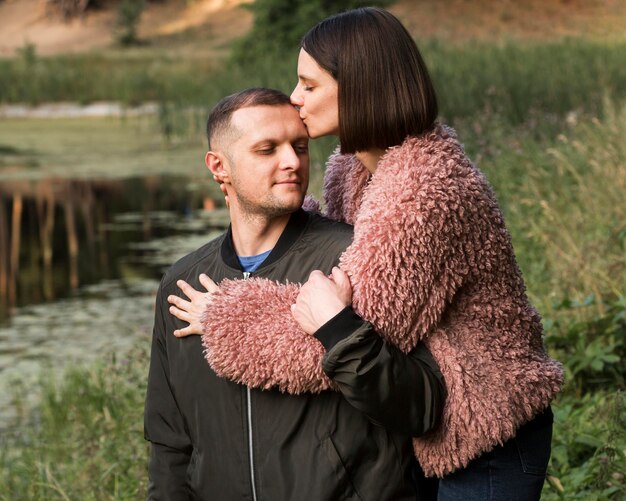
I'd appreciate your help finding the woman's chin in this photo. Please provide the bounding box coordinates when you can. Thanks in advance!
[306,128,336,140]
[305,127,320,139]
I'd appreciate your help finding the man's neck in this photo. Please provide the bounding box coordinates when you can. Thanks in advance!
[229,206,292,257]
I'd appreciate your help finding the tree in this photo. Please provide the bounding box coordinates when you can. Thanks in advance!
[115,0,146,46]
[232,0,393,64]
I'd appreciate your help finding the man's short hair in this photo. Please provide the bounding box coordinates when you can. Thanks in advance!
[206,88,292,149]
[301,7,438,154]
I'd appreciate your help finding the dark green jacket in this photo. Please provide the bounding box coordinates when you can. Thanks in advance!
[144,209,445,500]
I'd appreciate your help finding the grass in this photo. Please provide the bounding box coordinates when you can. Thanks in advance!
[2,39,626,130]
[0,344,150,500]
[469,99,626,317]
[426,39,626,125]
[0,43,295,108]
[0,115,208,181]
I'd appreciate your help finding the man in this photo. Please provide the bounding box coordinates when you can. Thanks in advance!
[144,88,444,500]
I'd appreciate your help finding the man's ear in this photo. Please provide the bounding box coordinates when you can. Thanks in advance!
[205,151,231,183]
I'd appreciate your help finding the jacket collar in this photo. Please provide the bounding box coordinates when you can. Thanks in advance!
[220,208,309,271]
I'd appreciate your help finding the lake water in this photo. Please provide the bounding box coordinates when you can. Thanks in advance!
[0,174,228,429]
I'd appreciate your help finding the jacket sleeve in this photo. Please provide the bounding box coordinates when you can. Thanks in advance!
[317,307,446,436]
[144,284,192,500]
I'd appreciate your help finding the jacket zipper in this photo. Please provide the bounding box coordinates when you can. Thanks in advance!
[247,386,258,501]
[242,271,258,501]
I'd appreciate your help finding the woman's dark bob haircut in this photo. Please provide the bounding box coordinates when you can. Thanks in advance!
[301,7,438,154]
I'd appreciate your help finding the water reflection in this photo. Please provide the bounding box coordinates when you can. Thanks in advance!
[0,175,226,324]
[0,174,229,429]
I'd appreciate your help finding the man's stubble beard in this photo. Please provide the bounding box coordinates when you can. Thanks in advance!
[230,175,305,221]
[235,192,304,221]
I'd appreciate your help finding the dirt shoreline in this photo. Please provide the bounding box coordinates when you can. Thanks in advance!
[0,0,253,58]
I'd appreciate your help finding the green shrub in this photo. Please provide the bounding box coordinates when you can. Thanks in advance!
[545,390,625,500]
[542,295,625,500]
[545,296,625,395]
[427,39,626,126]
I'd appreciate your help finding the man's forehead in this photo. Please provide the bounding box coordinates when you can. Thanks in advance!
[231,105,305,139]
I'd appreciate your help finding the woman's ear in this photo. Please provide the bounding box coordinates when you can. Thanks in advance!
[205,151,230,183]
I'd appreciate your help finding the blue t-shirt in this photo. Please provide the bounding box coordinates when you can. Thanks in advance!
[237,249,272,273]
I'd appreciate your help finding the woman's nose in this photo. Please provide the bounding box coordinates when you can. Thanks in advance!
[290,86,303,107]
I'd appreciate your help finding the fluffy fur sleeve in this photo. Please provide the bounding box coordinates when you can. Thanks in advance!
[202,279,334,393]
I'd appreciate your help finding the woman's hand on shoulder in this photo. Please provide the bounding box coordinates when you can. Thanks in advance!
[291,267,352,334]
[168,274,218,337]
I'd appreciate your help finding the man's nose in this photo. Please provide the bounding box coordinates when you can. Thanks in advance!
[279,146,301,170]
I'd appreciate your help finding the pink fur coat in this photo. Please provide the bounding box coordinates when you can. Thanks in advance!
[202,124,564,477]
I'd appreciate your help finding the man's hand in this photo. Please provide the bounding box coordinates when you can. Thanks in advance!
[168,274,218,337]
[291,267,353,334]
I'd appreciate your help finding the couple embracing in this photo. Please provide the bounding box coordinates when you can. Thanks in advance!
[145,7,563,501]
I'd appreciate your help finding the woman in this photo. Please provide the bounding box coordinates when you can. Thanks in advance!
[169,7,563,500]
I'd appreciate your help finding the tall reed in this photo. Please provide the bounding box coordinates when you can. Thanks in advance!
[472,99,626,315]
[2,39,625,128]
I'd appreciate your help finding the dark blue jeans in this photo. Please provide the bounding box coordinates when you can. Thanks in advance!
[415,407,553,501]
